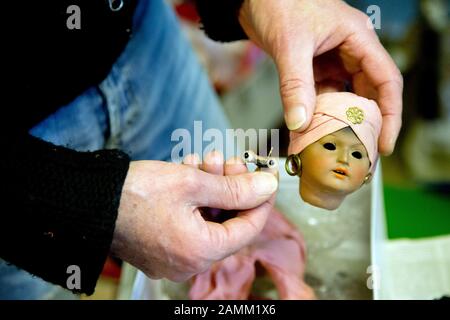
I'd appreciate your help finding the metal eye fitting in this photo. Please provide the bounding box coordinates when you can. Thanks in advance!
[243,150,257,163]
[243,150,278,169]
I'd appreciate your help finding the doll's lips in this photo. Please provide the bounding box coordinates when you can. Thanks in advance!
[332,167,349,178]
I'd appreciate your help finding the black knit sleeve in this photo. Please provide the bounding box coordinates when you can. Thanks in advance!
[0,132,130,296]
[194,0,247,42]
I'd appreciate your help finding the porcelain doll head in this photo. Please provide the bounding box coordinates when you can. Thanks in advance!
[285,92,382,210]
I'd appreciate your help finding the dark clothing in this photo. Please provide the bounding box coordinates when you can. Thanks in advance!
[0,0,245,295]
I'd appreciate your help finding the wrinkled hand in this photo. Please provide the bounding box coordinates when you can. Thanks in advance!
[182,151,278,221]
[185,152,313,300]
[110,157,278,282]
[238,0,403,155]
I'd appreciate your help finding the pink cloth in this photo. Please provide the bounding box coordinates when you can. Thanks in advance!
[189,209,315,300]
[288,92,382,173]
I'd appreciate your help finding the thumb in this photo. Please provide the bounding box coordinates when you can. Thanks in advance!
[275,44,316,132]
[205,196,275,259]
[194,171,278,210]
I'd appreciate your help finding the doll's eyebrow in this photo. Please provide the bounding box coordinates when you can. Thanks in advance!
[324,134,364,148]
[351,142,364,148]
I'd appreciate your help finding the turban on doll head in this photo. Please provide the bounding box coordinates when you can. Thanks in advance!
[288,92,382,174]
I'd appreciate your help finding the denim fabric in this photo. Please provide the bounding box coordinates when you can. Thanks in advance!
[0,0,229,299]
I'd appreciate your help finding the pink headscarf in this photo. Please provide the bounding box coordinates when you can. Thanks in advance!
[288,92,382,173]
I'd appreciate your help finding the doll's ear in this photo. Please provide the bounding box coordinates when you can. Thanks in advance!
[285,154,302,177]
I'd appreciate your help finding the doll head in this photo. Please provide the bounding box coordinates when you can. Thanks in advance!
[285,92,382,210]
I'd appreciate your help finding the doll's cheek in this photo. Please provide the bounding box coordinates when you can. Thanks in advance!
[351,168,368,186]
[307,157,331,175]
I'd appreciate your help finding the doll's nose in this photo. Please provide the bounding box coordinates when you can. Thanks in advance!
[337,150,349,164]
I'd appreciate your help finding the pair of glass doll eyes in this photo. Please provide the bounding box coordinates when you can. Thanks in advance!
[322,142,363,160]
[286,143,366,176]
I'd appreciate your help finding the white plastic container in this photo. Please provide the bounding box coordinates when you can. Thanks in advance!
[129,159,386,300]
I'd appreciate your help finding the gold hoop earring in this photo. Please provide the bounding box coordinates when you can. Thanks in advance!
[285,154,302,177]
[364,173,372,184]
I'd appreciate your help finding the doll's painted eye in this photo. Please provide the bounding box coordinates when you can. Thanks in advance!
[323,143,336,150]
[352,151,363,159]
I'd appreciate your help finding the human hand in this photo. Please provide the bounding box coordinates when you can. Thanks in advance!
[182,151,278,221]
[110,158,278,282]
[186,152,313,300]
[238,0,403,155]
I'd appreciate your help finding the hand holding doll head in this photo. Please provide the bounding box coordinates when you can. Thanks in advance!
[285,92,382,210]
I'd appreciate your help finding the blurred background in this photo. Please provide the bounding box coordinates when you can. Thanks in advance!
[86,0,450,299]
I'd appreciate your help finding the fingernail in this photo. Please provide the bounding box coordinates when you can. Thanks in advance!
[286,106,306,131]
[389,137,397,150]
[385,137,397,155]
[252,172,278,196]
